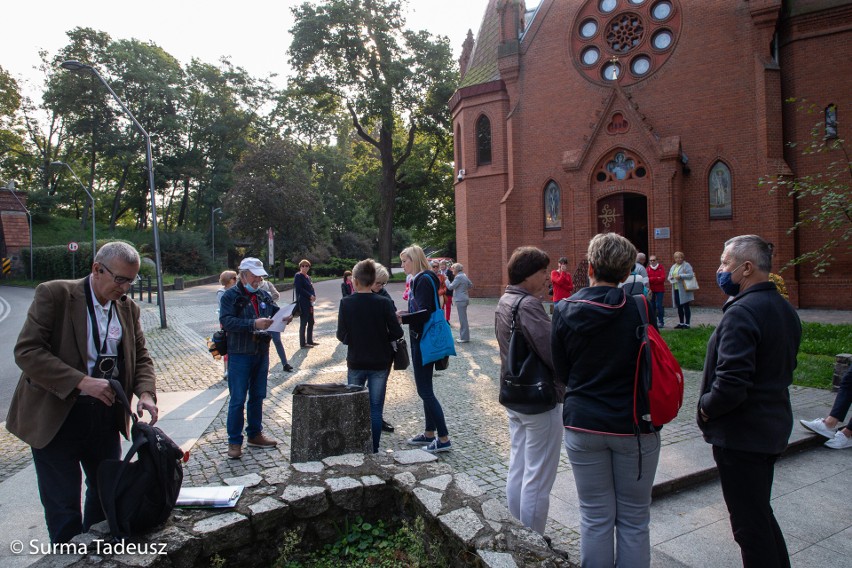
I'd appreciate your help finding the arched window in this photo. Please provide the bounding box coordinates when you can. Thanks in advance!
[825,103,838,139]
[455,124,463,176]
[544,181,561,229]
[709,161,732,219]
[476,115,492,165]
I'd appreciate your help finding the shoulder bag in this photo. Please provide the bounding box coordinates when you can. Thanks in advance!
[392,337,410,371]
[683,275,699,291]
[418,275,456,365]
[499,296,558,407]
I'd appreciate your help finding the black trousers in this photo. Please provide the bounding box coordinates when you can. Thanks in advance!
[713,445,790,568]
[32,398,121,543]
[299,308,315,346]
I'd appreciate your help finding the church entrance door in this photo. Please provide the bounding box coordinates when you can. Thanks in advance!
[596,193,648,255]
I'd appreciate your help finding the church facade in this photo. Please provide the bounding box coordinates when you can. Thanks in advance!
[450,0,851,308]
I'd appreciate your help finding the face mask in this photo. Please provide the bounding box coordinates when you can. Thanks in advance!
[716,263,745,296]
[244,282,258,293]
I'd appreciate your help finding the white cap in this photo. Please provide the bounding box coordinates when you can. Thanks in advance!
[238,257,268,277]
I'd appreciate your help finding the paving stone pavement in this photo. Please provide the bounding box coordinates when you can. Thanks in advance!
[1,280,848,567]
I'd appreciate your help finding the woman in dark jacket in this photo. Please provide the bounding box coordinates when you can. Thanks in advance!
[398,244,452,453]
[552,233,661,568]
[495,247,563,536]
[294,259,317,348]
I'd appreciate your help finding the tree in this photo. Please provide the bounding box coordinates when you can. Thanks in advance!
[289,0,456,267]
[760,99,851,276]
[224,138,320,262]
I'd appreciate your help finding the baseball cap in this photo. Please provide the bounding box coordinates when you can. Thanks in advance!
[238,257,268,277]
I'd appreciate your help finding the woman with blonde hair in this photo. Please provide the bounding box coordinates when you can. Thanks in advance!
[667,251,695,329]
[553,233,661,567]
[398,245,453,453]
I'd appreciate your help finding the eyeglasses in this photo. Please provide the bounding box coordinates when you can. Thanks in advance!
[100,263,141,285]
[649,258,657,262]
[376,282,387,287]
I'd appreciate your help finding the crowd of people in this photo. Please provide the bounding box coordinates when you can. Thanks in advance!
[8,234,838,568]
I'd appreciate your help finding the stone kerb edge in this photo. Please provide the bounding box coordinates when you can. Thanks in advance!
[38,453,571,567]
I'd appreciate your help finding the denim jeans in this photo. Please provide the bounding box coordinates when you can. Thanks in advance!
[830,365,852,429]
[269,331,288,366]
[411,337,449,438]
[506,406,563,535]
[226,353,269,445]
[347,368,390,452]
[564,429,660,568]
[653,291,665,326]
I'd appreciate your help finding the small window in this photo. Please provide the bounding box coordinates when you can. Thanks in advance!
[825,103,838,140]
[544,181,561,229]
[709,161,732,219]
[455,124,462,173]
[476,115,492,166]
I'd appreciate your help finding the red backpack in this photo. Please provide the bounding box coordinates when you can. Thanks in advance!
[632,295,684,428]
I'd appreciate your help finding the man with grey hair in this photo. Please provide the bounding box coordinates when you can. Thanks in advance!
[698,234,800,567]
[8,240,158,543]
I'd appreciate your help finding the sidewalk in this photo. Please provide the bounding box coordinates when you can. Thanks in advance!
[0,280,849,567]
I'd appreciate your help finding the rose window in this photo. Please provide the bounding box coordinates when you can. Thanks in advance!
[571,0,682,87]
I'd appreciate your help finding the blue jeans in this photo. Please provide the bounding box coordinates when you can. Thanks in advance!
[411,338,449,438]
[226,353,269,445]
[269,331,288,366]
[564,429,661,568]
[830,365,852,429]
[653,291,665,325]
[347,368,390,452]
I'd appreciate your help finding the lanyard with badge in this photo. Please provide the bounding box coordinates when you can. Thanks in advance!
[85,277,121,379]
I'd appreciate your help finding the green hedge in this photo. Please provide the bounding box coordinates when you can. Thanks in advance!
[281,257,361,278]
[23,239,136,280]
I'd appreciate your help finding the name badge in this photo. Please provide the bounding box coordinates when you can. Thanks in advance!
[108,321,122,341]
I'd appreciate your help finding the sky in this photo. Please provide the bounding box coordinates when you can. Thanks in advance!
[1,0,493,94]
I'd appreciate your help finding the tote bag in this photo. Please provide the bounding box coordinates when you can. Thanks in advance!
[418,275,456,365]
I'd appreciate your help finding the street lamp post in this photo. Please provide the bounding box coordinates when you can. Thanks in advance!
[51,161,96,264]
[2,181,33,280]
[211,207,222,265]
[61,60,167,328]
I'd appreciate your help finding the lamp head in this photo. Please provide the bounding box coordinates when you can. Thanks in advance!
[60,60,93,72]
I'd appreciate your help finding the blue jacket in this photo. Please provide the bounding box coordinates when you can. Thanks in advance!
[219,282,279,355]
[698,281,801,454]
[294,272,315,311]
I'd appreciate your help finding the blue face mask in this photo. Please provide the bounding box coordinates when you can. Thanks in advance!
[716,263,745,296]
[244,282,258,293]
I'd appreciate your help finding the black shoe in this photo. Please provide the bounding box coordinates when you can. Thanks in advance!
[307,341,320,346]
[282,364,294,372]
[301,344,314,349]
[381,420,394,433]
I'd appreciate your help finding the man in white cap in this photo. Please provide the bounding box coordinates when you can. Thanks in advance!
[219,257,284,459]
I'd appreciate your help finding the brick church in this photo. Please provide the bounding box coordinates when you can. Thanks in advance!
[451,0,851,308]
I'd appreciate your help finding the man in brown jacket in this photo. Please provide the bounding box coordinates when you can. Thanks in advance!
[7,241,158,543]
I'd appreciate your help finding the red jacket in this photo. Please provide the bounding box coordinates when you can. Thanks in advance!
[647,263,666,293]
[551,270,574,302]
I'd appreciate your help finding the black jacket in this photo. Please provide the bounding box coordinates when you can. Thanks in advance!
[552,285,653,434]
[336,293,403,370]
[698,282,801,454]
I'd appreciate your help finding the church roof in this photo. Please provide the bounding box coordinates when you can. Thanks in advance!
[458,0,502,88]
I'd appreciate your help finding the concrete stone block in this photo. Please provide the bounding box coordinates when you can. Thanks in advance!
[262,466,291,485]
[290,384,372,462]
[191,512,250,555]
[224,472,263,487]
[393,449,438,465]
[482,498,512,523]
[326,476,364,510]
[280,485,329,518]
[439,506,485,545]
[292,461,325,474]
[454,472,486,497]
[248,496,289,534]
[422,473,453,491]
[413,486,444,516]
[393,471,417,487]
[323,453,365,468]
[477,549,519,568]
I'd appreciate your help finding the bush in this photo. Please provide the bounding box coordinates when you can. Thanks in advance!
[281,257,361,278]
[24,238,137,280]
[155,230,213,275]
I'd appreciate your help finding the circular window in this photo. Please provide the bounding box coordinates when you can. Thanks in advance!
[652,29,672,50]
[600,0,618,13]
[572,0,681,86]
[635,166,647,178]
[602,62,621,81]
[582,47,601,65]
[651,1,673,20]
[580,19,599,38]
[631,55,651,75]
[596,171,608,182]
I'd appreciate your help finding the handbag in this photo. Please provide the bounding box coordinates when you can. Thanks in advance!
[207,330,227,359]
[683,275,700,291]
[393,337,410,371]
[499,296,558,408]
[417,275,456,365]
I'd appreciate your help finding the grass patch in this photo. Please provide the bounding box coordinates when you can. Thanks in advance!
[662,322,850,390]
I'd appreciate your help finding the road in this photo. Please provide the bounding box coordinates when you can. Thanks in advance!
[0,286,35,422]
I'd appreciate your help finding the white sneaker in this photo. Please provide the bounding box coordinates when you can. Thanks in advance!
[824,431,852,450]
[799,417,835,439]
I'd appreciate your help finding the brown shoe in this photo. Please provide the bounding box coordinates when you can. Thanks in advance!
[247,434,278,448]
[227,444,242,459]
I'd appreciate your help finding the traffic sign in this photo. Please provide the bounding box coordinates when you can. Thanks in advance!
[1,258,10,274]
[68,242,79,252]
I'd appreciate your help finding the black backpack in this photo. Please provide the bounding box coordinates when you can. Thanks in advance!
[97,379,184,539]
